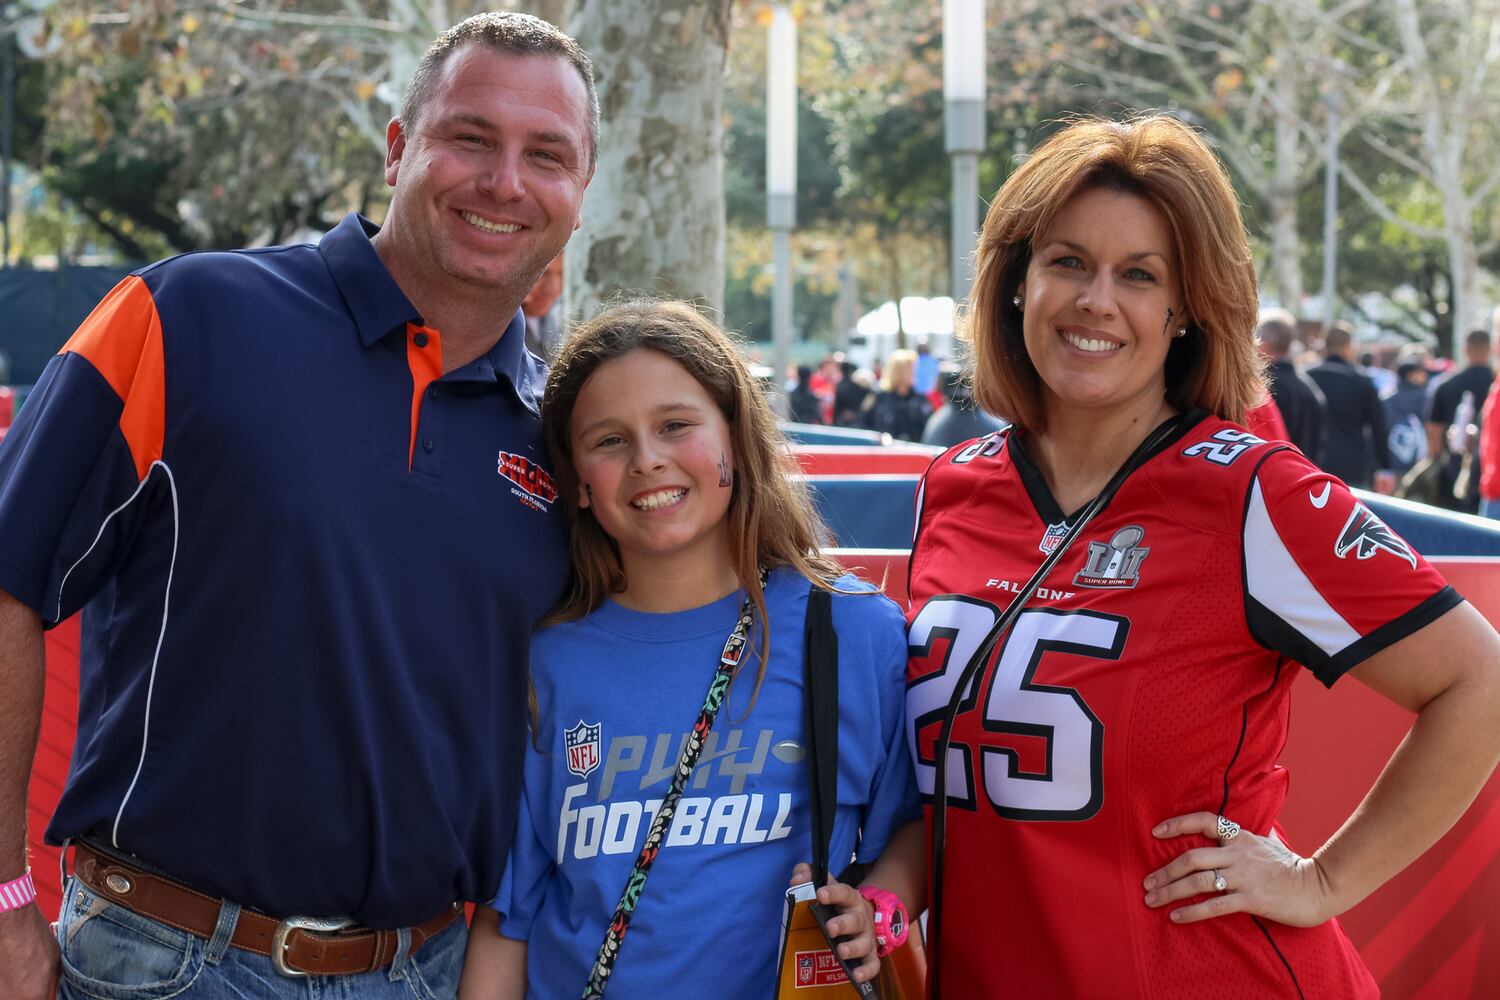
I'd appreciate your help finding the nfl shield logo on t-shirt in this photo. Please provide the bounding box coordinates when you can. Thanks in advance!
[797,954,814,984]
[564,720,601,779]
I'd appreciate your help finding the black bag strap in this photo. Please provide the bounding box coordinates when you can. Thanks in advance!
[803,583,839,888]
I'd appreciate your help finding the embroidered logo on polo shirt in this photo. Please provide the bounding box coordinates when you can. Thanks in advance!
[497,452,558,513]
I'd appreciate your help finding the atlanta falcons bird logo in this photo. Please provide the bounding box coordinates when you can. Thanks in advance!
[1334,503,1417,569]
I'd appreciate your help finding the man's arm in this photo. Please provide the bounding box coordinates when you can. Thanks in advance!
[0,588,59,1000]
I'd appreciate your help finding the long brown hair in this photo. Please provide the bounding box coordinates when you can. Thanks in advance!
[541,299,844,713]
[966,114,1264,432]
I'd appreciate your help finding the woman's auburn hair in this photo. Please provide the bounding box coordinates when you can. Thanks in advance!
[539,299,845,713]
[966,114,1266,432]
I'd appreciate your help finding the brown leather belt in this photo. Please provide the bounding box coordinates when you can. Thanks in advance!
[71,842,463,978]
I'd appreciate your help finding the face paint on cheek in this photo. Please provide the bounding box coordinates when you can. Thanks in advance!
[584,483,594,506]
[1162,307,1175,338]
[717,451,732,488]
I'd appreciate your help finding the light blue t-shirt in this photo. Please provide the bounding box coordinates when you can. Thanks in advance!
[493,567,918,1000]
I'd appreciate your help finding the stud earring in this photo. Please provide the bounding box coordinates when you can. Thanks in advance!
[1174,327,1187,338]
[1012,295,1023,309]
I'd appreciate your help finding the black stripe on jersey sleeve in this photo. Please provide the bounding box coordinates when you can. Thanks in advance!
[1248,585,1463,688]
[1319,585,1463,687]
[1245,595,1340,685]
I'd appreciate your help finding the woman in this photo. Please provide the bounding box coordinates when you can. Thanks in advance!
[863,349,932,442]
[905,116,1500,998]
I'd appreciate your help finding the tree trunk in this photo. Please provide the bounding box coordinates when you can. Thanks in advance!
[1269,60,1303,312]
[564,0,732,320]
[1447,223,1480,356]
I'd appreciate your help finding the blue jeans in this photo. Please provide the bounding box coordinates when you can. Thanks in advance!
[54,875,466,999]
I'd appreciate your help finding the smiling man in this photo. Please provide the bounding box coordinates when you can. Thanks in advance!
[0,14,596,999]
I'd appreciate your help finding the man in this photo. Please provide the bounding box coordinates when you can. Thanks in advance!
[1254,308,1326,464]
[921,366,1004,447]
[787,364,825,425]
[0,13,596,998]
[1426,327,1494,513]
[1306,322,1393,491]
[522,252,564,360]
[1384,351,1432,477]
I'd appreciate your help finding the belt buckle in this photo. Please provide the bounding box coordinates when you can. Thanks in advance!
[271,915,355,978]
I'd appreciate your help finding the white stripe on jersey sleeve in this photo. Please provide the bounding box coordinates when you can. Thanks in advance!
[1245,478,1360,656]
[911,478,927,546]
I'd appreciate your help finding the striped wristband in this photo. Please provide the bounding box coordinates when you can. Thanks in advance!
[0,869,36,913]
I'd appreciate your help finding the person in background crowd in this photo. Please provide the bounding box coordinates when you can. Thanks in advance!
[0,13,597,1000]
[1478,323,1500,519]
[1244,393,1290,444]
[833,359,873,428]
[1476,367,1500,521]
[922,367,1005,448]
[1425,327,1494,514]
[808,355,843,424]
[914,339,942,399]
[523,253,565,361]
[1360,350,1398,398]
[1255,308,1326,463]
[862,348,933,442]
[1306,322,1393,491]
[787,363,825,425]
[1383,347,1432,478]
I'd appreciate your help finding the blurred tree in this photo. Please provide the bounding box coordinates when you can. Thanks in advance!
[1336,0,1500,352]
[1043,0,1406,314]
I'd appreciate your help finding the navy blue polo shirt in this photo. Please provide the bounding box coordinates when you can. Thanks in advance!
[0,213,568,926]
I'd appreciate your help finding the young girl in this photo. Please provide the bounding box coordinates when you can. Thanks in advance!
[459,301,923,999]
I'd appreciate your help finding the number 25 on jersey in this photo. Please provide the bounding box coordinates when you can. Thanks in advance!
[907,596,1128,821]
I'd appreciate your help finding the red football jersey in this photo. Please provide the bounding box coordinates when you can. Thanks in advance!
[906,413,1459,999]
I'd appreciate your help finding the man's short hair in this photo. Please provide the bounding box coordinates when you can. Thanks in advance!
[399,12,600,170]
[1255,308,1297,356]
[1465,328,1491,358]
[1323,322,1353,354]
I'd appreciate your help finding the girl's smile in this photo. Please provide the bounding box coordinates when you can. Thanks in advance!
[569,348,736,581]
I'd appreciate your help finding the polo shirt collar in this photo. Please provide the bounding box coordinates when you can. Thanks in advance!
[319,212,546,414]
[319,213,422,348]
[449,311,547,416]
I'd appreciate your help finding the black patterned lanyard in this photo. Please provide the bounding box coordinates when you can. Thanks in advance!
[581,572,765,1000]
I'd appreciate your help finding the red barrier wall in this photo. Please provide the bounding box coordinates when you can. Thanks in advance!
[27,554,1500,996]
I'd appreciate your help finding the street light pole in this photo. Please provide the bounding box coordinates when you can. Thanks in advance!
[766,4,797,416]
[944,0,985,307]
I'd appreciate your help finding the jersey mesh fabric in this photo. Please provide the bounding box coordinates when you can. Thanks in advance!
[906,413,1455,999]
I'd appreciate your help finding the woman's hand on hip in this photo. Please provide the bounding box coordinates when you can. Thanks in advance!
[1142,812,1339,928]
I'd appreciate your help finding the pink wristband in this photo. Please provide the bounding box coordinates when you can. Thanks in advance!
[857,885,910,957]
[0,869,36,913]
